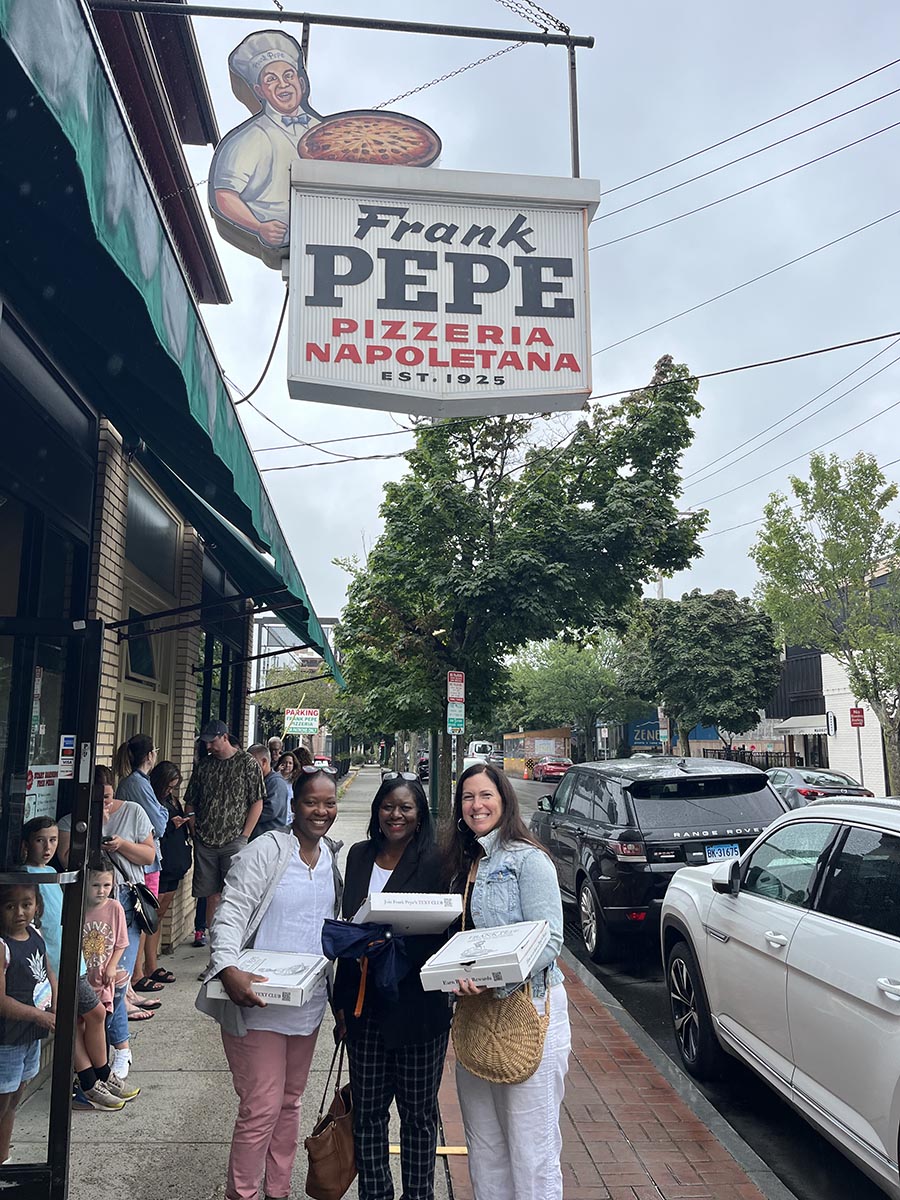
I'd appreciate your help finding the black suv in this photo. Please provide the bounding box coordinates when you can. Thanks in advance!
[530,757,788,962]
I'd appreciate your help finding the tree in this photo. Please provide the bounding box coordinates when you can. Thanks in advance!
[506,636,642,758]
[752,452,900,791]
[337,355,707,813]
[623,589,780,755]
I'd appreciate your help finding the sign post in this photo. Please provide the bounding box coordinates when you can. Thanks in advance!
[850,706,866,785]
[284,707,320,736]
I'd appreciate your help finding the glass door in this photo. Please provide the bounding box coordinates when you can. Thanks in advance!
[0,617,102,1200]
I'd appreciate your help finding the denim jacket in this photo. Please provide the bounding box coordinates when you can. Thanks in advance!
[469,830,564,998]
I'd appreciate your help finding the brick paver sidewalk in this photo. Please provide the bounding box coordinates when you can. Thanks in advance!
[439,962,767,1200]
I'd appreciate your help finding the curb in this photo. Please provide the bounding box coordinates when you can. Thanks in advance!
[562,947,801,1200]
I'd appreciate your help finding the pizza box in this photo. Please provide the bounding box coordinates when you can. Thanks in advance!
[352,892,463,934]
[205,950,329,1007]
[419,920,550,992]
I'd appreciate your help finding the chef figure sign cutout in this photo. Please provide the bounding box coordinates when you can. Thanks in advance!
[209,30,442,268]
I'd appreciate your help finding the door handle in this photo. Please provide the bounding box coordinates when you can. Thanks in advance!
[764,931,789,948]
[877,977,900,1001]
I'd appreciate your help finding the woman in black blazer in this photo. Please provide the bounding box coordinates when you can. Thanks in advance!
[334,773,451,1200]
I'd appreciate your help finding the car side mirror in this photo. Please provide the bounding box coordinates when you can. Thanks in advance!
[538,795,554,812]
[712,858,741,896]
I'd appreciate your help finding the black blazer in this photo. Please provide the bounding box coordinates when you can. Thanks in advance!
[333,836,452,1050]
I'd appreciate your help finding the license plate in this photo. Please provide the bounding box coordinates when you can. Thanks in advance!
[705,842,740,863]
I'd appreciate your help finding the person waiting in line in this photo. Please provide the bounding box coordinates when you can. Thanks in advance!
[114,735,169,993]
[333,772,451,1200]
[145,761,193,985]
[443,764,570,1200]
[266,735,283,763]
[21,818,62,977]
[98,769,156,1079]
[0,882,55,1162]
[274,751,300,785]
[248,744,293,837]
[196,765,343,1200]
[184,721,265,937]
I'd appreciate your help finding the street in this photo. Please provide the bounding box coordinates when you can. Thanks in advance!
[510,775,887,1200]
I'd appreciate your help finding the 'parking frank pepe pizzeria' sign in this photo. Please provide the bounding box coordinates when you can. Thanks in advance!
[287,161,601,419]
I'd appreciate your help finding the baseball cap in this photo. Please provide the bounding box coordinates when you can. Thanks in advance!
[200,719,228,743]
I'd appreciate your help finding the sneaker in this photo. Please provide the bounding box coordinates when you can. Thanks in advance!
[105,1072,140,1102]
[110,1048,132,1079]
[193,930,207,947]
[82,1081,125,1111]
[72,1086,93,1112]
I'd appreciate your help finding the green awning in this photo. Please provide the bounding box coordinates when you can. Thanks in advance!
[0,0,342,682]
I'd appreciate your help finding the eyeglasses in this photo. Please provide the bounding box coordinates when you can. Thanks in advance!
[300,764,337,776]
[382,772,419,782]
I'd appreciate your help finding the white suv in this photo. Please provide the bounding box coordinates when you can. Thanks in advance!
[661,800,900,1198]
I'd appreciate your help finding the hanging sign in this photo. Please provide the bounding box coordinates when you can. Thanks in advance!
[208,30,441,268]
[287,161,601,419]
[285,707,320,735]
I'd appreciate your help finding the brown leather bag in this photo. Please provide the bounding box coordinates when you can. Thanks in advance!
[305,1042,357,1200]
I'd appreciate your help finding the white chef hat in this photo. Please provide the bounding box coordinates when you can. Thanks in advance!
[229,29,304,88]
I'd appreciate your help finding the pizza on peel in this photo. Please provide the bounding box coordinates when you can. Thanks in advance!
[298,110,441,167]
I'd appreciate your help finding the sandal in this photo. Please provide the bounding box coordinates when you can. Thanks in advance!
[127,1007,154,1021]
[149,968,176,984]
[133,999,162,1011]
[133,977,165,992]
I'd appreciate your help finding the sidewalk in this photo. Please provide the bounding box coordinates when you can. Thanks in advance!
[15,765,791,1200]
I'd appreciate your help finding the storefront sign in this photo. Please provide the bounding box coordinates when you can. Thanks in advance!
[25,765,59,822]
[287,161,600,418]
[285,707,320,734]
[208,30,441,267]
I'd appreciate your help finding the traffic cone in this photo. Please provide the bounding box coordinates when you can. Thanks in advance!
[523,764,530,781]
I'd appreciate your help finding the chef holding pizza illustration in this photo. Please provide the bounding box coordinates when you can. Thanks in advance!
[209,29,442,265]
[209,31,322,253]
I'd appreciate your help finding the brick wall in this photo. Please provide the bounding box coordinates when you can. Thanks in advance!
[821,655,887,795]
[88,421,128,767]
[160,525,203,952]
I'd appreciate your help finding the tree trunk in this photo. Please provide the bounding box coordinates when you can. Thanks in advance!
[677,721,692,758]
[881,720,900,795]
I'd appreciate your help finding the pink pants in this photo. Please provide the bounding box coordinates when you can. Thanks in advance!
[221,1026,319,1200]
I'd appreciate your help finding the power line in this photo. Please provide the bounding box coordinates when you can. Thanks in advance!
[233,290,288,406]
[589,119,900,252]
[593,206,900,356]
[694,367,900,506]
[683,341,900,491]
[603,56,900,196]
[594,85,900,223]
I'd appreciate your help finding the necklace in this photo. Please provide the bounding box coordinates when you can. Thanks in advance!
[298,845,319,878]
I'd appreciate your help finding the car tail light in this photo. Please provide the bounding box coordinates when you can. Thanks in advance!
[796,787,828,798]
[607,840,647,862]
[625,911,647,922]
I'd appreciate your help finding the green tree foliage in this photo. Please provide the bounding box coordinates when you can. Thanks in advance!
[752,452,900,791]
[505,637,642,757]
[623,589,780,754]
[337,355,706,811]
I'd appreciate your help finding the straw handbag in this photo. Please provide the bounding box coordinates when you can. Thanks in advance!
[451,860,549,1085]
[304,1042,356,1200]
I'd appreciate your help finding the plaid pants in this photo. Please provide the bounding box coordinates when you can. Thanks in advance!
[346,1015,449,1200]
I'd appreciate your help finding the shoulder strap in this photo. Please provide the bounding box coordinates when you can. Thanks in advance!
[461,857,479,932]
[314,1040,345,1121]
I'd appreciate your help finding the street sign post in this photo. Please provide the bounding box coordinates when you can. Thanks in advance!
[447,700,465,733]
[850,706,866,786]
[284,707,320,735]
[447,671,465,703]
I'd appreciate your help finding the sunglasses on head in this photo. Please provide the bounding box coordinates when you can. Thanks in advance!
[382,772,419,782]
[300,764,337,776]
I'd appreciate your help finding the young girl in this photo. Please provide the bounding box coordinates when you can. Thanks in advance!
[0,883,55,1162]
[78,866,140,1109]
[22,818,61,975]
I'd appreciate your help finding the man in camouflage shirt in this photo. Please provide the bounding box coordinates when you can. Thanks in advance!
[185,720,265,926]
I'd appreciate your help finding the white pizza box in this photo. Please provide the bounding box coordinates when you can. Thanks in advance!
[419,920,550,992]
[352,892,463,934]
[205,950,329,1007]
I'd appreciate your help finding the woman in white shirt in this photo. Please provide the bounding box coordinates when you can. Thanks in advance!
[197,768,343,1200]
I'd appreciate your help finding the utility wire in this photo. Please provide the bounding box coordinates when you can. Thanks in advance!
[589,119,900,251]
[604,56,900,196]
[594,206,900,356]
[694,364,900,506]
[255,330,900,471]
[594,85,900,223]
[233,290,288,406]
[683,338,900,488]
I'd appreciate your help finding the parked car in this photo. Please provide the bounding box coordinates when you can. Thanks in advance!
[313,754,333,768]
[661,798,900,1199]
[416,753,429,782]
[529,757,787,962]
[488,750,504,769]
[532,756,573,783]
[766,765,873,808]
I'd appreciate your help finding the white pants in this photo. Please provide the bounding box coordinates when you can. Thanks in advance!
[456,983,571,1200]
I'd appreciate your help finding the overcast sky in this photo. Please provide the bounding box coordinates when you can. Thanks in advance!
[184,0,899,619]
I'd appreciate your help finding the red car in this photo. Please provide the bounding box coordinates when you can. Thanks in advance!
[533,756,573,783]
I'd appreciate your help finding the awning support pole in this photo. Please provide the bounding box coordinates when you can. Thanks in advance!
[194,642,312,675]
[248,671,333,697]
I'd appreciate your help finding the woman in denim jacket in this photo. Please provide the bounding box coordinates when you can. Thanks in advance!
[445,764,570,1200]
